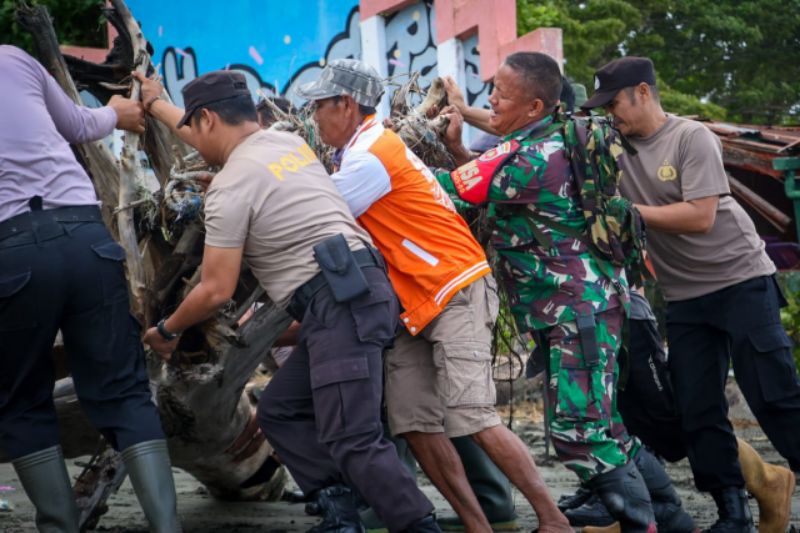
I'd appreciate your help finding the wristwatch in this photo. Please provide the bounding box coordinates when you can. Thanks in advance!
[144,95,161,113]
[156,318,179,341]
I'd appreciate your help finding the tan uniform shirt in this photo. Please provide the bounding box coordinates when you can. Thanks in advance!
[204,129,372,307]
[619,115,774,302]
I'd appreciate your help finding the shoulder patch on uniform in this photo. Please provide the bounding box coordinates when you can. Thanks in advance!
[450,140,521,204]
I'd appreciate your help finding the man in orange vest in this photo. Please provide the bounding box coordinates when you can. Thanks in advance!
[298,59,570,533]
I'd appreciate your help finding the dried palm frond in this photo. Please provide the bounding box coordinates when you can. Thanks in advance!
[386,74,455,170]
[258,94,336,172]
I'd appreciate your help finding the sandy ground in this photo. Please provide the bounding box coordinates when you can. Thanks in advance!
[1,384,798,532]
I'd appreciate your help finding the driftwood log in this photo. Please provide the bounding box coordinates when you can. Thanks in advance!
[9,1,291,528]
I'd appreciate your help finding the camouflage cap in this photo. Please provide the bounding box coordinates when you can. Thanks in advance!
[296,59,384,108]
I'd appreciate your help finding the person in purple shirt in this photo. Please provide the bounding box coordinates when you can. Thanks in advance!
[0,45,180,532]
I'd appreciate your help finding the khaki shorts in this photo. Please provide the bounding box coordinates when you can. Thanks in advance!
[385,274,502,438]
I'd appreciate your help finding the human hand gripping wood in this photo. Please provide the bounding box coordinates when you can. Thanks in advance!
[107,95,145,133]
[439,105,472,166]
[142,327,179,361]
[442,76,467,113]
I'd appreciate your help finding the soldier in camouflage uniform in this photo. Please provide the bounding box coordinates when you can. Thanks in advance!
[435,52,657,532]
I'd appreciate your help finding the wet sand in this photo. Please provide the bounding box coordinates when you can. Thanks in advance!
[1,388,798,532]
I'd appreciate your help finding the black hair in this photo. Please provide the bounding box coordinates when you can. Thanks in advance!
[503,52,562,110]
[191,94,258,126]
[256,96,293,127]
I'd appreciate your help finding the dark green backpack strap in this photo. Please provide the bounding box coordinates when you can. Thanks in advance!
[518,212,557,255]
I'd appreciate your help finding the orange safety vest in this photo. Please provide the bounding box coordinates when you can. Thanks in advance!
[348,118,491,334]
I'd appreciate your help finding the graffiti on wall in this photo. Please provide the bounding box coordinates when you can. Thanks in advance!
[127,0,360,106]
[127,0,490,110]
[462,34,491,110]
[381,2,490,109]
[282,8,362,105]
[384,1,438,98]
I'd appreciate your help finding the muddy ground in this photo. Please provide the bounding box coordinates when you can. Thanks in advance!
[1,382,798,532]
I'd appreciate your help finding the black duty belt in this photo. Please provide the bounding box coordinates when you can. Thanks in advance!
[287,246,384,321]
[0,205,103,243]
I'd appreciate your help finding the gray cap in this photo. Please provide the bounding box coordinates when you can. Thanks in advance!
[296,59,384,108]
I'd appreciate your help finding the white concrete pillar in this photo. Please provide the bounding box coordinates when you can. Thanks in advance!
[360,14,391,119]
[436,37,472,144]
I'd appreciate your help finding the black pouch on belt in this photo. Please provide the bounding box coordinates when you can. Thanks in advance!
[576,312,600,367]
[313,234,370,303]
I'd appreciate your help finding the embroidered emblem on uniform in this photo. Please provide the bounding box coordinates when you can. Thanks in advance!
[477,141,513,162]
[657,160,677,181]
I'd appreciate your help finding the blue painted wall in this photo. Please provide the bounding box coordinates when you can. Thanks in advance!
[125,0,490,111]
[128,0,360,106]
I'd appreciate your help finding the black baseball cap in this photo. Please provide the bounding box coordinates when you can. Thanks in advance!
[581,57,656,110]
[176,70,251,128]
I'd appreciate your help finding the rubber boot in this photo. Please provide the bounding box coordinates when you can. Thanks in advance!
[308,484,366,533]
[737,438,796,533]
[12,446,79,533]
[633,447,696,532]
[585,461,656,533]
[405,514,442,532]
[437,436,518,531]
[121,439,181,533]
[704,488,756,533]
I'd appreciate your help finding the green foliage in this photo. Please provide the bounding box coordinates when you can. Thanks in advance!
[0,0,105,52]
[624,0,800,124]
[517,0,642,85]
[777,271,800,369]
[517,0,800,125]
[492,269,534,358]
[659,84,727,120]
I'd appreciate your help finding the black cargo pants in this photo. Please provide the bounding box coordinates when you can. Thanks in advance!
[258,266,433,531]
[667,275,800,491]
[0,207,164,459]
[618,314,686,463]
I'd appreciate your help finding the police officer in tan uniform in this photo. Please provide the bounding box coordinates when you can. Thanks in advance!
[137,70,439,533]
[583,57,800,533]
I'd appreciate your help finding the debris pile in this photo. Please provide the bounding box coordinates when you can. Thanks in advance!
[700,120,800,268]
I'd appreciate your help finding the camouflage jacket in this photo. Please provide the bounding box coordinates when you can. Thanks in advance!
[436,115,628,331]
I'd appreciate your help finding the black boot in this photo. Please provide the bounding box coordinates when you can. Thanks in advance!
[585,461,656,533]
[307,485,366,533]
[633,447,696,533]
[564,493,616,527]
[704,488,755,533]
[404,514,442,532]
[557,486,594,512]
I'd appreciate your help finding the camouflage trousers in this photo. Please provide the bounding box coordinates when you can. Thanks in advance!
[543,307,639,482]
